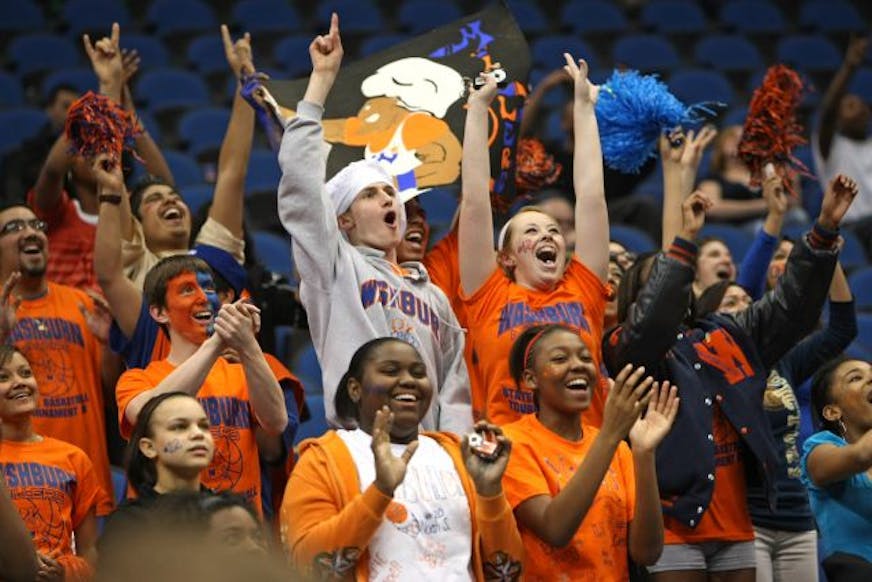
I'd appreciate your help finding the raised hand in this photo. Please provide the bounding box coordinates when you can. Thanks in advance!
[629,381,679,453]
[121,48,140,85]
[601,364,656,443]
[221,25,254,80]
[90,153,125,194]
[680,125,717,171]
[467,72,499,107]
[79,290,111,343]
[762,163,788,216]
[0,272,21,342]
[563,53,598,105]
[461,421,512,497]
[371,406,418,496]
[819,174,859,230]
[83,22,123,88]
[310,12,343,77]
[680,189,712,240]
[844,36,869,69]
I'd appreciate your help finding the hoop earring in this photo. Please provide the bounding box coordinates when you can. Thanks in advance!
[837,419,847,438]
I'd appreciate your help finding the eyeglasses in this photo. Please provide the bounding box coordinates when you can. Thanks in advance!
[0,219,48,237]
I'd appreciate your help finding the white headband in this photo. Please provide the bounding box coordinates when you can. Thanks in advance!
[326,159,407,235]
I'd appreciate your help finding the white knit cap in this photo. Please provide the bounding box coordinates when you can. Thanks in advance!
[326,159,406,235]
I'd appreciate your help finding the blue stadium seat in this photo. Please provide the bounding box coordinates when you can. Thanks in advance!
[0,73,24,107]
[856,313,872,354]
[848,68,872,104]
[136,69,210,113]
[722,107,748,127]
[610,225,656,254]
[42,68,98,99]
[274,35,315,79]
[641,1,706,35]
[163,150,203,188]
[562,0,628,35]
[180,183,213,214]
[0,109,49,155]
[720,1,786,35]
[398,0,462,35]
[122,34,170,70]
[245,149,282,196]
[63,0,131,36]
[359,35,410,58]
[294,395,328,444]
[110,466,127,505]
[293,343,323,396]
[417,188,458,229]
[136,111,162,144]
[316,0,384,34]
[699,224,754,259]
[776,36,842,74]
[612,35,679,73]
[845,341,872,361]
[146,0,217,37]
[0,1,44,32]
[506,0,549,36]
[799,0,865,35]
[178,108,230,159]
[9,35,80,77]
[251,230,293,279]
[694,35,763,73]
[531,36,597,71]
[187,35,228,77]
[669,69,735,108]
[848,267,872,312]
[232,0,303,34]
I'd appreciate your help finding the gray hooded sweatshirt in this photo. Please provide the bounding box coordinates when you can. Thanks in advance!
[277,100,472,435]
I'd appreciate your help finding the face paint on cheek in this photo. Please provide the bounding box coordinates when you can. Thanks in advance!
[517,239,536,255]
[163,439,183,454]
[196,271,221,336]
[166,272,210,342]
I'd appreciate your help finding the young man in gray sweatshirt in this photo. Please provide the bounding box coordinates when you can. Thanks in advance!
[276,14,472,434]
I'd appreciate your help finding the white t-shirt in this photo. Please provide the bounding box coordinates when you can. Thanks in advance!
[812,131,872,223]
[338,429,473,581]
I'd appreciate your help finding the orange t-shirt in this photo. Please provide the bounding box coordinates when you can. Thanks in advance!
[502,414,636,582]
[1,437,110,580]
[27,189,99,292]
[664,405,754,544]
[461,258,610,426]
[11,282,112,515]
[116,358,263,510]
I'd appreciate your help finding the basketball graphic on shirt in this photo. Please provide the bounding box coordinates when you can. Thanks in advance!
[20,342,78,397]
[17,490,65,553]
[205,425,244,491]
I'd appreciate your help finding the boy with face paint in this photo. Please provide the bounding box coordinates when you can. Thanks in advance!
[276,14,471,434]
[114,255,288,512]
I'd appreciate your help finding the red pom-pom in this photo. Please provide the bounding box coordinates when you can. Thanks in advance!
[64,91,139,162]
[738,65,811,196]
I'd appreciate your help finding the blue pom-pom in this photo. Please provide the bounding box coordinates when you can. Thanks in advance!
[595,70,715,173]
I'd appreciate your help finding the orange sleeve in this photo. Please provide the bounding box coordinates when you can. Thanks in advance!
[500,427,551,509]
[280,442,390,577]
[115,368,157,439]
[70,449,112,521]
[422,229,459,299]
[56,554,93,582]
[473,493,525,582]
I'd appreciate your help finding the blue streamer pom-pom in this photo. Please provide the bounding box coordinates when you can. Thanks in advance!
[595,70,715,173]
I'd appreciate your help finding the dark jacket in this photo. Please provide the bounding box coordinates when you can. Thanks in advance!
[603,228,839,528]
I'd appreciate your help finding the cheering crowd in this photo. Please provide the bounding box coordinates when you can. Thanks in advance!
[1,10,872,582]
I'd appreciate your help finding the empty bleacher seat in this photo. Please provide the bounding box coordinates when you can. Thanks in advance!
[178,108,230,159]
[612,35,679,73]
[669,69,735,108]
[699,224,754,259]
[799,0,865,35]
[42,68,98,99]
[0,73,24,107]
[417,188,458,229]
[848,267,872,312]
[531,36,597,71]
[251,230,293,279]
[610,225,657,254]
[0,109,49,155]
[694,35,763,73]
[641,1,707,35]
[316,0,384,34]
[398,0,462,35]
[122,34,170,70]
[562,0,628,35]
[776,35,842,74]
[856,313,872,354]
[245,149,282,196]
[848,68,872,103]
[294,394,328,444]
[274,35,316,79]
[146,0,217,37]
[187,35,229,77]
[163,150,203,188]
[232,0,303,34]
[0,1,44,33]
[506,0,549,36]
[720,1,786,35]
[136,69,210,114]
[293,343,323,396]
[9,35,80,78]
[63,0,131,36]
[180,183,213,214]
[359,35,410,58]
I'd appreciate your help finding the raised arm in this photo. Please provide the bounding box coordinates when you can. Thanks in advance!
[276,13,344,291]
[92,154,143,338]
[817,36,869,160]
[458,75,499,296]
[565,54,608,281]
[208,26,257,240]
[31,135,74,212]
[806,429,872,487]
[736,165,787,299]
[214,301,288,435]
